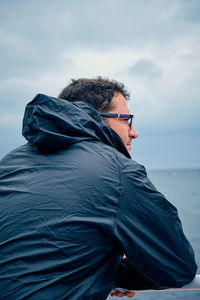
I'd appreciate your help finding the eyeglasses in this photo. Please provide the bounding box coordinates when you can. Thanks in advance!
[100,113,134,129]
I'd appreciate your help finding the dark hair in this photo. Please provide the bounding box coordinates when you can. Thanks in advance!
[58,76,130,112]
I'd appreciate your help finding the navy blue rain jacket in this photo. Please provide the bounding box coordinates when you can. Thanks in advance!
[0,94,197,299]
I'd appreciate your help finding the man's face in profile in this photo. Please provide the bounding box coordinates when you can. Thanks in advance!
[106,93,138,156]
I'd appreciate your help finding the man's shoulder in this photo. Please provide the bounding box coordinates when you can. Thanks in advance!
[113,149,147,175]
[75,139,147,174]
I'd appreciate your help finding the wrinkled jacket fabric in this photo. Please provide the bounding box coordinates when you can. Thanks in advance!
[0,94,197,299]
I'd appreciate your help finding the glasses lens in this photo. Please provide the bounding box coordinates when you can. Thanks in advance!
[128,116,133,129]
[122,116,133,128]
[100,113,134,128]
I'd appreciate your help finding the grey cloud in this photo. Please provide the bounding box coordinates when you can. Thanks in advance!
[128,59,162,79]
[176,0,200,23]
[0,0,199,98]
[134,127,200,169]
[1,0,200,80]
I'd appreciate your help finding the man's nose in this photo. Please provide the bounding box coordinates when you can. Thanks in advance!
[129,126,138,139]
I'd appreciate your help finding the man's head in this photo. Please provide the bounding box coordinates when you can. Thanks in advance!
[58,77,138,155]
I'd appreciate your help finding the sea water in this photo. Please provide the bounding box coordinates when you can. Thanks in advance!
[107,169,200,300]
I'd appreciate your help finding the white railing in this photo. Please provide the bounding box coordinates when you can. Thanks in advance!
[138,275,200,292]
[115,275,200,293]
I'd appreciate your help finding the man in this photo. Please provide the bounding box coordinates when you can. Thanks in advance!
[0,77,197,299]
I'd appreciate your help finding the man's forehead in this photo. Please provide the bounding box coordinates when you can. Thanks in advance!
[110,93,130,113]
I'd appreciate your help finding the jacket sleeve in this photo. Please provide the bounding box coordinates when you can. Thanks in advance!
[114,160,197,290]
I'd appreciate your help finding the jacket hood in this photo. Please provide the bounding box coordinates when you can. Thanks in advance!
[22,94,130,158]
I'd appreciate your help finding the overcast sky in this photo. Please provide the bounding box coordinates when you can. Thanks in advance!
[0,0,200,169]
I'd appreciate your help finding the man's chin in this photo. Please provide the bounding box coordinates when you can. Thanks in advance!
[127,145,132,157]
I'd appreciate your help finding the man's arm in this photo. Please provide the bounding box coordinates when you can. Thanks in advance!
[114,160,197,290]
